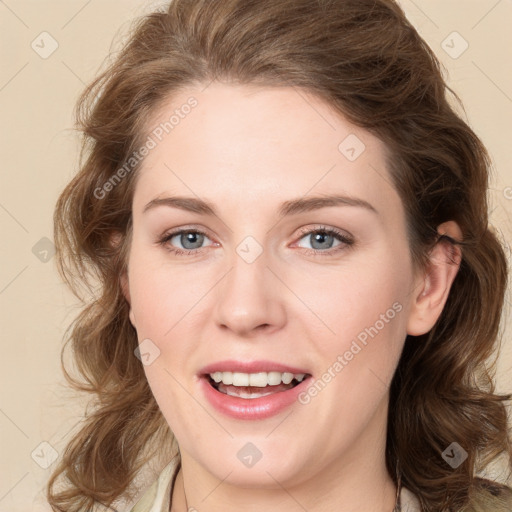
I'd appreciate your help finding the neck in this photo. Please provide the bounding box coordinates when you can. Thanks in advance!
[171,400,397,512]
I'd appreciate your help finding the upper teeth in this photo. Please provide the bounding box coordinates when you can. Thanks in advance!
[209,371,306,387]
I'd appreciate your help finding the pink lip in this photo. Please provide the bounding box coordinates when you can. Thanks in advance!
[199,373,312,420]
[198,359,310,375]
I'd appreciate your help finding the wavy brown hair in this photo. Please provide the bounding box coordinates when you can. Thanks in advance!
[48,0,512,510]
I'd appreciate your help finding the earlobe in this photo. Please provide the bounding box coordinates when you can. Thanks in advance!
[120,271,130,304]
[111,231,136,328]
[406,221,463,336]
[120,271,136,328]
[129,308,136,328]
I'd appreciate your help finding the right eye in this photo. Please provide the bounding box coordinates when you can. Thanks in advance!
[158,228,216,255]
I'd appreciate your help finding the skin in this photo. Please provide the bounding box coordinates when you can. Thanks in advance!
[122,82,462,512]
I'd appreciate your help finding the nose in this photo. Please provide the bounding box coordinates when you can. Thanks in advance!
[213,244,287,337]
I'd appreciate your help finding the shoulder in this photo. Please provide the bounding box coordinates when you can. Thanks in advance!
[129,455,181,512]
[475,476,512,496]
[470,477,512,510]
[401,478,512,512]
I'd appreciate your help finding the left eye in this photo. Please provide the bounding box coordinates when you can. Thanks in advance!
[294,231,341,250]
[294,226,354,256]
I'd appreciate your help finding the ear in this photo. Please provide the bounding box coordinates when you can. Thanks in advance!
[406,221,463,336]
[110,231,137,329]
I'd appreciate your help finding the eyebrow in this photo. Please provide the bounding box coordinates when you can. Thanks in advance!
[143,194,379,218]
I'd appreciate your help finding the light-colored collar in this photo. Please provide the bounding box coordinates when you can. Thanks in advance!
[400,486,421,511]
[129,456,180,512]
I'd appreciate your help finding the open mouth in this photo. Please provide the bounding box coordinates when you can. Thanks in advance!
[204,372,312,400]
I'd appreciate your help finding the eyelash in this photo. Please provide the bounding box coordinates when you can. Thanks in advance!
[157,225,354,257]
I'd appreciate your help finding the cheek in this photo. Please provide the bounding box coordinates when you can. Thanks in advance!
[290,250,409,347]
[298,260,410,418]
[332,262,410,387]
[127,248,205,338]
[127,248,214,400]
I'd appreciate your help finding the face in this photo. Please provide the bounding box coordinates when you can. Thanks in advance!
[124,82,424,488]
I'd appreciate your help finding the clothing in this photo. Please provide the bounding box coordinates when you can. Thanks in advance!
[128,456,422,512]
[129,456,180,512]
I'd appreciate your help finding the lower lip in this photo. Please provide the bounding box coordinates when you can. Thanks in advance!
[199,376,312,420]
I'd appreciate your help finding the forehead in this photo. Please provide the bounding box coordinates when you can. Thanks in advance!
[133,82,402,222]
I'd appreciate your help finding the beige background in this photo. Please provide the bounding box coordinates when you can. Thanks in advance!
[0,0,511,510]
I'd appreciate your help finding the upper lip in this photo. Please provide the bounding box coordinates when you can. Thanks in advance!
[199,360,311,376]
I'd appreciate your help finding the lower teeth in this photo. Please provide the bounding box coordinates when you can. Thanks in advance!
[214,381,296,399]
[226,388,275,399]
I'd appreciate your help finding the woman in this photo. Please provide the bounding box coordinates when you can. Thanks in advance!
[47,0,512,510]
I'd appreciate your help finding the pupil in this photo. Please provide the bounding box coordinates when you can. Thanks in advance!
[311,232,333,250]
[182,232,204,249]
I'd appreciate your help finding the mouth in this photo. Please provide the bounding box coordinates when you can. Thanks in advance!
[204,371,312,399]
[197,360,314,419]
